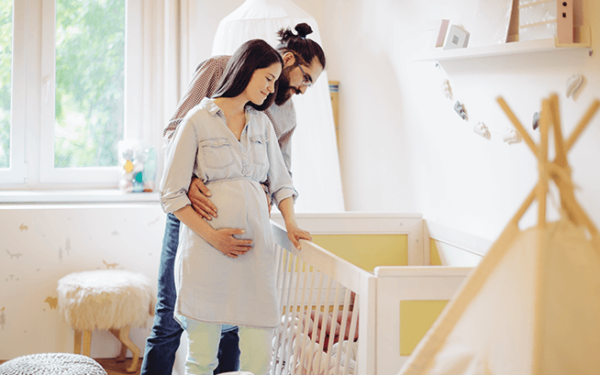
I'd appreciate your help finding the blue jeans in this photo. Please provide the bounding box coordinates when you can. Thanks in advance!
[141,213,240,375]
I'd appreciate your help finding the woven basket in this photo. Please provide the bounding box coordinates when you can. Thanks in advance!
[0,353,107,375]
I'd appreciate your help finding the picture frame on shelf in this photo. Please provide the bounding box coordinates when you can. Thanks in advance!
[431,19,450,48]
[443,25,470,50]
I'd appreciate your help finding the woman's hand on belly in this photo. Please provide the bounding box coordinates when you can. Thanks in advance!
[207,228,253,258]
[174,205,252,258]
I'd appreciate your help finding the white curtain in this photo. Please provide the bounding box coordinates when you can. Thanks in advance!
[211,0,346,213]
[125,0,196,181]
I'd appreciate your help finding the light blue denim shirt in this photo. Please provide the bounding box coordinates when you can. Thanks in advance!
[160,97,297,214]
[163,56,296,177]
[158,98,297,328]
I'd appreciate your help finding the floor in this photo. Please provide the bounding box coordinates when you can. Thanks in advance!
[95,358,143,375]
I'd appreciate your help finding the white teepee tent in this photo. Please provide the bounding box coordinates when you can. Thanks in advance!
[212,0,345,213]
[399,94,600,375]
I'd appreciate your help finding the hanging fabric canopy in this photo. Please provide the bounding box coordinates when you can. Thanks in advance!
[398,94,600,375]
[212,0,345,212]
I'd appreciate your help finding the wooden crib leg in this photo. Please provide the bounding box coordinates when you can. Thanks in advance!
[74,330,82,354]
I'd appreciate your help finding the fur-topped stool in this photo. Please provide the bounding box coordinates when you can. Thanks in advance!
[57,270,156,373]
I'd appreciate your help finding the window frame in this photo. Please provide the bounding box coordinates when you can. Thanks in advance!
[0,0,27,185]
[1,0,144,190]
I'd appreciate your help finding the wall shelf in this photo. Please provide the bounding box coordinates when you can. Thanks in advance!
[412,31,592,62]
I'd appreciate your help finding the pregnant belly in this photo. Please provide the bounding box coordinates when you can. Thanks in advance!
[204,179,269,239]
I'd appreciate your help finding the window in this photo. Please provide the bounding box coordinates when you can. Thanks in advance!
[1,0,144,190]
[52,0,125,169]
[0,1,12,170]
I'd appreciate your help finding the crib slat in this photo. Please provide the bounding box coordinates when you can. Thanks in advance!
[272,248,283,375]
[332,289,352,375]
[272,249,285,375]
[344,295,360,375]
[290,261,310,375]
[274,251,294,375]
[313,276,334,375]
[297,268,318,374]
[285,260,298,375]
[305,272,326,375]
[323,282,342,373]
[286,258,306,375]
[282,255,299,373]
[274,244,284,291]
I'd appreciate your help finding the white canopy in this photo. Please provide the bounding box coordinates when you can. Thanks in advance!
[212,0,314,52]
[212,0,345,213]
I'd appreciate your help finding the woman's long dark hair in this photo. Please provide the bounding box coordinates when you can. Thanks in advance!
[212,39,283,111]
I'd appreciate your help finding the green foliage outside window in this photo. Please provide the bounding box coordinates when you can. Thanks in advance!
[0,1,11,169]
[55,0,125,168]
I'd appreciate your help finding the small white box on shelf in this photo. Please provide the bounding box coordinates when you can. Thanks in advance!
[443,25,470,50]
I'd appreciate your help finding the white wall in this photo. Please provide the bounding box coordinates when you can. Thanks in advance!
[316,0,600,241]
[0,205,165,359]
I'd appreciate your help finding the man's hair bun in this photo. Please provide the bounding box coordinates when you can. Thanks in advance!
[276,22,326,69]
[294,23,313,39]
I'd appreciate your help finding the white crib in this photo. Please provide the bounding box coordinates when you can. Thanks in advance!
[270,213,474,375]
[174,213,477,375]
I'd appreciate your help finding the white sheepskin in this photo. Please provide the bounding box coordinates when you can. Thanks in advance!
[57,270,156,331]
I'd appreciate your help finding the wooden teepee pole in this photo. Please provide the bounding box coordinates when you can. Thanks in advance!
[548,94,578,225]
[497,97,537,154]
[532,97,552,375]
[565,99,600,152]
[549,96,600,242]
[497,95,600,242]
[537,99,550,230]
[495,96,540,227]
[533,95,600,374]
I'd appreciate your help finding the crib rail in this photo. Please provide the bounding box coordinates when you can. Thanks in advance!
[271,221,375,375]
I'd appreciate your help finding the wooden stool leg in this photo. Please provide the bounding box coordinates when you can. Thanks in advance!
[109,329,128,362]
[74,330,82,354]
[82,330,92,357]
[118,325,140,373]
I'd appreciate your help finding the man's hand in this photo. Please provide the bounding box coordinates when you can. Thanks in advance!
[188,178,218,220]
[208,228,253,258]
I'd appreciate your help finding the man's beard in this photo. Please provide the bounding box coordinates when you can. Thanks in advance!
[275,66,302,106]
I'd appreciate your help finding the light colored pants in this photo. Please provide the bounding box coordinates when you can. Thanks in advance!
[179,315,273,375]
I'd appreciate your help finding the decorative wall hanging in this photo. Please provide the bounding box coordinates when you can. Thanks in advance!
[566,74,584,99]
[435,63,521,144]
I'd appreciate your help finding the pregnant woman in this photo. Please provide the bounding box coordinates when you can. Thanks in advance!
[160,39,311,375]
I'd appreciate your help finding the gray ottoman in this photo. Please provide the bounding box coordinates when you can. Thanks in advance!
[0,353,107,375]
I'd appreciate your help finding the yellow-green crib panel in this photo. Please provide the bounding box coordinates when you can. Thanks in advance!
[430,238,443,265]
[399,300,449,356]
[311,234,408,272]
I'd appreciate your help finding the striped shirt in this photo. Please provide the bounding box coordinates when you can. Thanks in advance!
[163,55,296,174]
